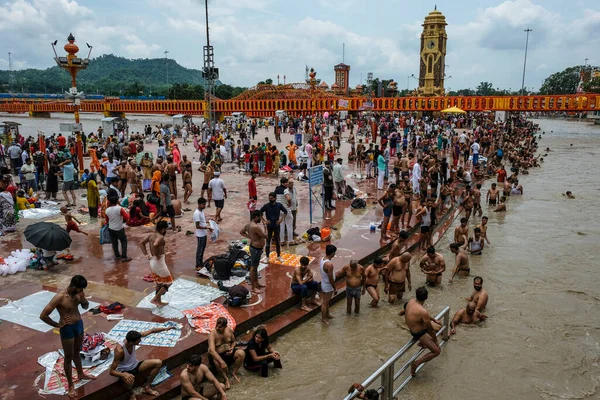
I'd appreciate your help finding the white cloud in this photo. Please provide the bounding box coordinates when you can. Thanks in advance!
[0,0,599,91]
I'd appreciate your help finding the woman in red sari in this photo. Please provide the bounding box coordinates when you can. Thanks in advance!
[265,146,274,174]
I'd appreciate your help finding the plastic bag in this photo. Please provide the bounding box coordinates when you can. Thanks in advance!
[100,225,112,245]
[209,220,220,242]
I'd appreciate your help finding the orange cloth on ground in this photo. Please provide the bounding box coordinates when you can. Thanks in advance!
[267,252,314,268]
[182,303,236,334]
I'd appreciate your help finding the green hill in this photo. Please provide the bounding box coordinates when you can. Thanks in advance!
[0,54,243,99]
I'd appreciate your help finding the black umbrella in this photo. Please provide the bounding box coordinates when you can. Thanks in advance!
[24,222,72,251]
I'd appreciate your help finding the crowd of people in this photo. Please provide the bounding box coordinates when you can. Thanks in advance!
[0,109,549,399]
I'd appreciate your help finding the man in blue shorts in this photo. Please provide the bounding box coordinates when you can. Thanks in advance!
[40,275,96,398]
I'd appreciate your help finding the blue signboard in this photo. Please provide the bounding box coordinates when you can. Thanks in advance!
[309,165,324,186]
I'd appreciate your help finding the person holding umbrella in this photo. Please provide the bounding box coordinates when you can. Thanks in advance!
[39,275,96,398]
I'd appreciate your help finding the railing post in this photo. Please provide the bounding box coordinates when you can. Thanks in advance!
[381,363,394,400]
[442,307,450,341]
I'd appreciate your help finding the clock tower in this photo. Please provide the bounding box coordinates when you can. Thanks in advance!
[418,6,447,96]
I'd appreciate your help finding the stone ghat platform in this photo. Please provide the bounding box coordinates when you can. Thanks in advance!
[0,172,464,400]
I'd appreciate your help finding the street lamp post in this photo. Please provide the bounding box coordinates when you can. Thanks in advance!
[521,28,532,95]
[52,33,91,173]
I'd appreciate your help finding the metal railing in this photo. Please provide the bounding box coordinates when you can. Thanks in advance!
[343,306,451,400]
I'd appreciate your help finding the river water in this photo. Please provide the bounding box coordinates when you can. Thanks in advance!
[4,114,600,399]
[222,119,600,400]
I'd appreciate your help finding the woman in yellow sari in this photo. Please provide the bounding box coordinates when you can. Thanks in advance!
[86,173,99,218]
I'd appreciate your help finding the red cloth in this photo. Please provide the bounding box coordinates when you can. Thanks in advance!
[128,142,137,155]
[248,178,257,199]
[57,136,66,147]
[66,220,80,233]
[182,303,236,334]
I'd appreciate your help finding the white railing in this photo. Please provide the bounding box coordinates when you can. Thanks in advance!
[343,306,451,400]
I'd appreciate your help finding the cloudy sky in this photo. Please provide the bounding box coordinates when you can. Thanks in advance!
[0,0,598,91]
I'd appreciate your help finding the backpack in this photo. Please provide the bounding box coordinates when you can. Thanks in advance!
[212,254,232,280]
[351,198,366,209]
[344,185,356,199]
[227,285,250,307]
[306,227,321,237]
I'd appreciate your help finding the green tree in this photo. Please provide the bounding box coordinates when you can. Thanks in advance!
[583,76,600,94]
[124,81,145,97]
[265,78,273,85]
[475,82,494,96]
[539,65,599,95]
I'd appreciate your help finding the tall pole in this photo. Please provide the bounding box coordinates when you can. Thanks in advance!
[521,28,532,95]
[164,50,169,87]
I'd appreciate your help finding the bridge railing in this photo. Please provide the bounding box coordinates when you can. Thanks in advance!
[343,306,451,400]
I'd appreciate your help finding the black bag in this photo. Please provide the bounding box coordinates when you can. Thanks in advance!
[351,198,366,209]
[227,285,249,307]
[306,227,321,237]
[212,254,232,280]
[344,185,356,199]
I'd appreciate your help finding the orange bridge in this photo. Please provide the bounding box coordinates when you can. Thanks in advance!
[1,94,598,118]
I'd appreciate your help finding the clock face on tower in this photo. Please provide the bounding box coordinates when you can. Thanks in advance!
[427,40,436,49]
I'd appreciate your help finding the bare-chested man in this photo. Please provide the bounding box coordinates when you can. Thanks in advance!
[208,317,245,388]
[386,252,412,304]
[336,260,365,314]
[473,183,483,217]
[450,301,488,334]
[466,276,489,311]
[454,217,469,248]
[180,355,228,400]
[320,244,338,325]
[364,257,386,307]
[291,256,320,312]
[240,210,267,294]
[461,186,474,220]
[449,243,470,283]
[494,195,507,212]
[40,275,95,398]
[477,216,491,244]
[166,156,178,200]
[199,161,214,205]
[183,164,193,205]
[115,160,129,194]
[388,230,409,261]
[486,183,500,206]
[127,161,140,196]
[140,220,173,307]
[419,247,446,287]
[390,183,407,232]
[404,287,442,376]
[402,176,414,229]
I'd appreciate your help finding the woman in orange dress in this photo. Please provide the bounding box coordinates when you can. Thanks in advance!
[265,146,274,174]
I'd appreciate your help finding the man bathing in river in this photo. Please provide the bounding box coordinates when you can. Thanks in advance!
[291,256,321,312]
[419,247,446,287]
[385,252,412,304]
[336,259,365,314]
[466,276,489,311]
[364,257,386,307]
[450,302,488,334]
[40,275,96,398]
[467,227,485,255]
[477,216,491,244]
[387,230,409,261]
[180,355,228,400]
[140,220,173,307]
[449,243,470,283]
[208,317,245,388]
[454,217,469,248]
[320,244,338,325]
[404,287,442,376]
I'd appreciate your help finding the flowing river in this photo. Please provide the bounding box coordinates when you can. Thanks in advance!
[4,114,600,399]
